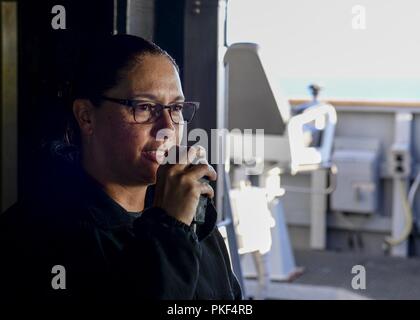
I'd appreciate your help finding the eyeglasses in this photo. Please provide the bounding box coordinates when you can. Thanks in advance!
[101,96,199,124]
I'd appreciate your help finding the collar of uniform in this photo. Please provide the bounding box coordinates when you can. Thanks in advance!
[45,142,148,230]
[80,170,146,230]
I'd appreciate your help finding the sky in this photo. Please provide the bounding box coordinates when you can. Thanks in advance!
[227,0,420,99]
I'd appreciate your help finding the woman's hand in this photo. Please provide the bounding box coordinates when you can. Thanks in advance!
[153,146,217,226]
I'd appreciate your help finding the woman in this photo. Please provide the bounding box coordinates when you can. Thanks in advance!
[0,34,242,301]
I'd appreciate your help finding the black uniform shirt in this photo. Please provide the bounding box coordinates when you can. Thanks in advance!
[0,143,242,302]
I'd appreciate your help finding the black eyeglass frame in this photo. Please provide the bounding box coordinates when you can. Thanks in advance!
[101,96,200,124]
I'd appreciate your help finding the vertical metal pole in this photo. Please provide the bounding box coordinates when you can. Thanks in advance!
[222,169,245,297]
[1,1,18,212]
[310,169,328,249]
[126,0,155,40]
[391,112,413,257]
[391,178,409,256]
[215,0,245,297]
[114,0,128,34]
[216,0,227,217]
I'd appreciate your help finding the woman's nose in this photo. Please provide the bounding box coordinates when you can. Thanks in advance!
[160,109,175,129]
[152,109,176,138]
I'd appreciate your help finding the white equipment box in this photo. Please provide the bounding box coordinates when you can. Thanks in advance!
[331,149,379,214]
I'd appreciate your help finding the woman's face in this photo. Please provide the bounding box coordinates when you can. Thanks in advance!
[88,54,184,185]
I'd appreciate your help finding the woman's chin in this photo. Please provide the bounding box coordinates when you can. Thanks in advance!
[136,158,159,184]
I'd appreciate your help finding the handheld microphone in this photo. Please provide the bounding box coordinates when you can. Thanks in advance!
[193,177,209,227]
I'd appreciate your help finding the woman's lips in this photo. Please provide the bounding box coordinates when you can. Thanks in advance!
[142,150,165,164]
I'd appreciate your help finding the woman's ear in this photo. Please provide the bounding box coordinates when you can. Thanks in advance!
[73,99,95,136]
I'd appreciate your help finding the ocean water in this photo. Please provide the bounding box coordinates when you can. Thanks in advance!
[276,78,420,101]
